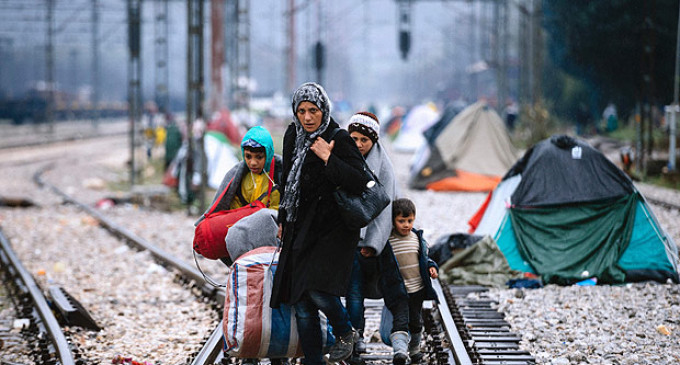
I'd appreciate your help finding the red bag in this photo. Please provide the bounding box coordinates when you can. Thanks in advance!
[193,160,275,260]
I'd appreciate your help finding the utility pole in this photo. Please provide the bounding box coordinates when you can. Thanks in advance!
[667,0,680,172]
[69,49,78,96]
[92,0,100,128]
[0,38,11,95]
[286,0,296,94]
[518,1,530,107]
[314,1,324,84]
[226,0,249,111]
[531,0,542,107]
[640,0,657,177]
[494,0,508,111]
[471,1,478,100]
[46,0,55,133]
[226,0,236,107]
[210,0,225,113]
[235,0,250,111]
[187,0,205,213]
[154,0,169,115]
[127,0,142,187]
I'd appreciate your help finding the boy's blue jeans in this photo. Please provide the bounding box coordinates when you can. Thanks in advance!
[293,290,353,365]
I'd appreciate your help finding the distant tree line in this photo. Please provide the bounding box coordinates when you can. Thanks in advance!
[542,0,679,122]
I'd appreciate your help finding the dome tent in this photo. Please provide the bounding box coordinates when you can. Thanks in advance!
[409,101,519,192]
[391,103,439,153]
[469,135,679,285]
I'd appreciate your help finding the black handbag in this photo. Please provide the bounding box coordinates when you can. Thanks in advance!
[333,161,391,230]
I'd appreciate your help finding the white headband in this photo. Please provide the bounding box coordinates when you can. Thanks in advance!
[348,114,380,134]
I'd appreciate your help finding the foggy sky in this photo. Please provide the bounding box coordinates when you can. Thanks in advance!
[0,0,511,111]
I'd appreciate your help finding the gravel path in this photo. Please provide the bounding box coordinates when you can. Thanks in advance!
[1,127,679,364]
[0,136,217,364]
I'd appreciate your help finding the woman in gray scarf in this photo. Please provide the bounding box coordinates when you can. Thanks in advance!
[271,82,370,365]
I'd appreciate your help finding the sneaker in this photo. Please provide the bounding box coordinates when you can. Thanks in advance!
[393,352,409,365]
[354,334,366,354]
[327,330,356,362]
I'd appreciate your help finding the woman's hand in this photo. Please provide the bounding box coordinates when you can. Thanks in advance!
[360,247,376,258]
[429,267,438,279]
[277,223,282,239]
[310,137,335,164]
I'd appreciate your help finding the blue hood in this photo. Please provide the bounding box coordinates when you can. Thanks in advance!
[241,126,275,172]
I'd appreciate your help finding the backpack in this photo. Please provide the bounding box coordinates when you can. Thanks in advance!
[193,160,275,260]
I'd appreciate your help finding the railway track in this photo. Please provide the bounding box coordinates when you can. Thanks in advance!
[0,119,128,150]
[29,168,531,365]
[29,165,539,365]
[0,228,79,365]
[9,138,679,365]
[646,196,680,212]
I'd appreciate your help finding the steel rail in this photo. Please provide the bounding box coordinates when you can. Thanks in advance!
[0,229,76,365]
[33,165,232,364]
[31,166,490,365]
[33,165,225,305]
[191,321,225,365]
[646,196,680,212]
[432,279,473,365]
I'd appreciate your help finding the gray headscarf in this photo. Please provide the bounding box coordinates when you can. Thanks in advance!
[280,82,333,223]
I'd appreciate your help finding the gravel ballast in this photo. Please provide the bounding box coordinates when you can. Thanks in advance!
[1,128,679,364]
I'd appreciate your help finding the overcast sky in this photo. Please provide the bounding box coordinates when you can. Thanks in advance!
[0,0,511,111]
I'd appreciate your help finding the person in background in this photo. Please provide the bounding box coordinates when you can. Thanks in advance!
[344,112,411,365]
[271,82,370,365]
[389,198,439,363]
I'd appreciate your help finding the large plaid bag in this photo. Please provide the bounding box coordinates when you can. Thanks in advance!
[223,246,334,358]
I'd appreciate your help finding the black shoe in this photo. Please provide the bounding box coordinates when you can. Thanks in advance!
[393,353,409,365]
[327,330,356,362]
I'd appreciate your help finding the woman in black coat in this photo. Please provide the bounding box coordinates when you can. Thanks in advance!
[271,82,369,365]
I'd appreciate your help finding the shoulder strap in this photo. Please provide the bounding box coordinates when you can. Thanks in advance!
[326,127,341,142]
[259,157,276,207]
[207,178,233,215]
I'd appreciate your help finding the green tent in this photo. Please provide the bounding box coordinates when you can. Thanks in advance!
[470,135,678,285]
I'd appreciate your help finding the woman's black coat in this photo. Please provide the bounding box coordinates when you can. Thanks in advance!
[271,119,370,308]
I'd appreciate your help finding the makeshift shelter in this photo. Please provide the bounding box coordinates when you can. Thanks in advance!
[382,106,406,141]
[163,131,240,201]
[468,134,679,285]
[409,101,519,192]
[208,108,243,146]
[391,103,439,153]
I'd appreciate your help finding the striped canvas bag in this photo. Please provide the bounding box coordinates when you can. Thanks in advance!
[223,246,334,358]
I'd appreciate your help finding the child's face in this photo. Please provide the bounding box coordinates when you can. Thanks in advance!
[244,149,266,174]
[394,213,415,236]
